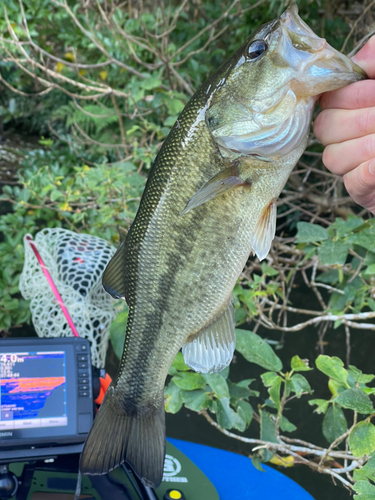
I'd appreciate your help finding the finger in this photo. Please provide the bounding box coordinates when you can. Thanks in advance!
[318,80,375,110]
[318,34,375,111]
[322,133,375,175]
[314,107,375,145]
[343,160,375,214]
[352,34,375,79]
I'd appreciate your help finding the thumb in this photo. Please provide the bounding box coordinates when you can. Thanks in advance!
[352,35,375,78]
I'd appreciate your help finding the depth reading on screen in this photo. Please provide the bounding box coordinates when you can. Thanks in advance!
[0,351,68,431]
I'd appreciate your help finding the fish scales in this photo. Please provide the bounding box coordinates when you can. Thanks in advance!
[80,5,366,488]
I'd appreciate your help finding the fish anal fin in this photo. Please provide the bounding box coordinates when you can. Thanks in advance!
[102,240,128,301]
[80,386,166,488]
[182,300,235,374]
[181,165,244,216]
[252,199,277,261]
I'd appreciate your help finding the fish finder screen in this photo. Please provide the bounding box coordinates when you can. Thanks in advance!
[0,351,68,431]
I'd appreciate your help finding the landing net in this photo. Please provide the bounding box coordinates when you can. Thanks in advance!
[19,228,117,368]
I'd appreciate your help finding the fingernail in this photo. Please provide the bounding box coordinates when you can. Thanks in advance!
[369,159,375,176]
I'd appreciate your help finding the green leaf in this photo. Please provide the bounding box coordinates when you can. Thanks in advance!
[280,415,297,433]
[348,223,375,250]
[334,388,374,414]
[285,378,294,398]
[363,264,375,276]
[296,222,329,243]
[228,381,251,399]
[315,355,348,386]
[268,376,282,411]
[348,366,374,385]
[353,480,375,500]
[322,405,348,443]
[171,352,190,371]
[291,374,312,398]
[181,390,209,412]
[140,75,162,90]
[164,381,183,414]
[236,329,282,371]
[164,115,178,127]
[261,372,279,387]
[109,310,128,359]
[349,422,375,457]
[172,372,206,390]
[308,398,329,414]
[165,97,185,115]
[291,355,313,372]
[353,456,375,482]
[330,216,364,238]
[20,188,30,203]
[203,373,229,398]
[318,240,350,266]
[216,398,246,431]
[261,262,279,276]
[236,400,253,426]
[50,189,64,201]
[236,379,259,397]
[316,269,339,284]
[260,409,277,462]
[218,365,230,380]
[251,455,265,472]
[329,379,348,399]
[334,319,343,329]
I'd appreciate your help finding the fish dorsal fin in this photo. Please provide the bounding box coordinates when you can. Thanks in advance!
[182,300,235,374]
[251,199,277,261]
[181,165,244,216]
[102,240,128,301]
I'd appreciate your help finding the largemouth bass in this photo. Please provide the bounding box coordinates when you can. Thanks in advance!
[80,5,365,487]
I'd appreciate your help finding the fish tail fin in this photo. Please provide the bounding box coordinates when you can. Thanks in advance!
[79,386,166,488]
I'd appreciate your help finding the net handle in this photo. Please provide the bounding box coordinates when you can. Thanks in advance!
[25,235,80,338]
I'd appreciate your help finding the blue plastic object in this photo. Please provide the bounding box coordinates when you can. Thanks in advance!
[169,438,315,500]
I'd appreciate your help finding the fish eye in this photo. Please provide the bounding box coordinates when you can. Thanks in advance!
[247,40,268,60]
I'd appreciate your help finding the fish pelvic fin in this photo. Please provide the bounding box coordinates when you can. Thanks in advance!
[251,199,277,261]
[180,165,244,216]
[80,386,166,489]
[102,240,128,301]
[182,299,235,373]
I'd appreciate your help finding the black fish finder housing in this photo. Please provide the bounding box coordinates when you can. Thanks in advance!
[0,337,94,463]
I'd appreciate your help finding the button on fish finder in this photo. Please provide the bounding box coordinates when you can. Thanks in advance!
[77,354,88,362]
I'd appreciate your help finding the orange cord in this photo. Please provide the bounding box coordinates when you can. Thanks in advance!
[94,373,112,405]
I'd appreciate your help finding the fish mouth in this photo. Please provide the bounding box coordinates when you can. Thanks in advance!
[271,4,366,96]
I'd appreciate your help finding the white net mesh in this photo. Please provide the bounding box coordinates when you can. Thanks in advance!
[19,228,118,368]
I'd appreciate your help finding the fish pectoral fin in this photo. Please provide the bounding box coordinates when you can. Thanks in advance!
[251,199,277,261]
[180,165,244,216]
[102,240,128,301]
[182,300,235,373]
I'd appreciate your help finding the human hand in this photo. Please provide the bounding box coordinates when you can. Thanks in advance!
[313,36,375,214]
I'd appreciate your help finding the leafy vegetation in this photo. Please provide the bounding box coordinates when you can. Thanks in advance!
[1,0,375,498]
